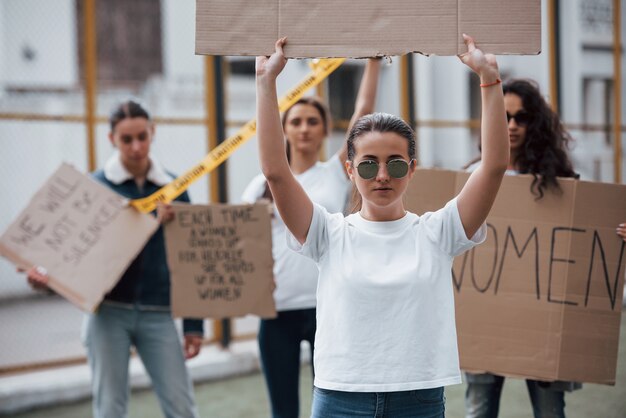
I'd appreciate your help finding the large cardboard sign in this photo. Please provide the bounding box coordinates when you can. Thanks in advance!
[196,0,541,58]
[0,164,159,312]
[165,203,276,319]
[405,168,626,385]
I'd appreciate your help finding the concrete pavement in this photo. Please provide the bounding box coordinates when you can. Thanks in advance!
[1,297,625,417]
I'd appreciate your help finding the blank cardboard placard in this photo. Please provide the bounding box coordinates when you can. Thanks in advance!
[196,0,541,57]
[405,168,626,385]
[0,163,159,312]
[165,202,276,319]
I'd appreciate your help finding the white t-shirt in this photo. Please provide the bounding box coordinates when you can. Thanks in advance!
[466,161,518,176]
[241,155,351,311]
[287,198,486,392]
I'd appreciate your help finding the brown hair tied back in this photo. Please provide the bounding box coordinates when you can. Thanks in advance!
[109,99,151,132]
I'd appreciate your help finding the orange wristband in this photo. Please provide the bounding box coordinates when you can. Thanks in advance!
[480,78,502,88]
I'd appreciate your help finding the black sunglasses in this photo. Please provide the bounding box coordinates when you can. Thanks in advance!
[506,111,531,126]
[356,159,412,180]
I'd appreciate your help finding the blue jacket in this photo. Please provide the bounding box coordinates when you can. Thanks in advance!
[92,160,203,336]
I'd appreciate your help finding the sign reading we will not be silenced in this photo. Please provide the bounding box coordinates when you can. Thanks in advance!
[0,164,159,312]
[406,168,626,385]
[164,203,276,319]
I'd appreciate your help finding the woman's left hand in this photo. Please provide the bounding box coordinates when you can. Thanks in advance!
[458,34,499,83]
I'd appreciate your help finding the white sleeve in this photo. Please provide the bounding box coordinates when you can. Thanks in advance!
[286,203,329,263]
[240,174,267,203]
[421,197,486,257]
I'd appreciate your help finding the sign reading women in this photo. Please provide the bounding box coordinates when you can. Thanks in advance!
[406,168,626,385]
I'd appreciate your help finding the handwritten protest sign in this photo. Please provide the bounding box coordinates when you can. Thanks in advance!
[406,168,626,385]
[0,164,159,312]
[164,202,276,319]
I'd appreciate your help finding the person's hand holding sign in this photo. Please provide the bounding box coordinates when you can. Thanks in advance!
[18,266,50,292]
[617,222,626,242]
[156,203,175,224]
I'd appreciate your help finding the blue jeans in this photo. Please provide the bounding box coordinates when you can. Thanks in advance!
[311,386,445,418]
[465,374,565,418]
[82,302,198,418]
[258,308,316,418]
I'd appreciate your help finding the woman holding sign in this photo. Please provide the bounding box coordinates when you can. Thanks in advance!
[463,79,581,418]
[26,100,202,418]
[242,58,381,418]
[256,36,508,417]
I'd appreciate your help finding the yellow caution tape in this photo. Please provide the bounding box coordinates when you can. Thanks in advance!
[130,58,346,213]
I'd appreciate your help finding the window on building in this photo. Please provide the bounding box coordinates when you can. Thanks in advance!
[583,77,612,145]
[76,0,163,88]
[229,58,256,76]
[467,71,481,159]
[328,63,363,127]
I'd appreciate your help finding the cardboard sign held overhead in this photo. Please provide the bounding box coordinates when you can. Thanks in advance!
[196,0,541,58]
[0,164,159,312]
[405,168,626,385]
[165,203,276,319]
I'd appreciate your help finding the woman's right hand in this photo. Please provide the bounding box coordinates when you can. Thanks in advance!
[256,37,288,80]
[617,223,626,241]
[156,202,175,224]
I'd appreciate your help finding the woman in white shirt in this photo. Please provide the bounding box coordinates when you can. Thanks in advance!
[243,59,380,418]
[256,36,508,417]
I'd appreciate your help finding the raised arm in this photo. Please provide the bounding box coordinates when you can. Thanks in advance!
[256,38,314,244]
[456,34,509,238]
[336,58,382,164]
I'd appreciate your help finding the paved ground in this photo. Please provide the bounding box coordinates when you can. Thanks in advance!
[2,297,626,417]
[8,353,626,418]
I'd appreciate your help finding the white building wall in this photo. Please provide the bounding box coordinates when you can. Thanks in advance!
[561,0,626,182]
[0,0,5,95]
[161,0,203,81]
[415,55,435,167]
[2,0,77,88]
[497,0,551,92]
[415,54,472,169]
[560,1,585,125]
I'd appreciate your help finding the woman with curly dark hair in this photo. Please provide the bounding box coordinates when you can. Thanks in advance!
[503,79,578,196]
[466,79,578,194]
[464,79,581,418]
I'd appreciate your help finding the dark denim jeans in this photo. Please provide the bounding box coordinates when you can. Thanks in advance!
[258,308,316,418]
[311,386,445,418]
[465,374,565,418]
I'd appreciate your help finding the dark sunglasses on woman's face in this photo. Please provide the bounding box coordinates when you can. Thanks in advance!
[356,159,412,180]
[506,111,531,126]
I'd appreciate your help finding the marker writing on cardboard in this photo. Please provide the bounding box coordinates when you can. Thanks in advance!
[453,223,626,310]
[176,206,263,303]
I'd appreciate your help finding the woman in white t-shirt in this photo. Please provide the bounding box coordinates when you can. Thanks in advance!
[243,59,380,418]
[256,36,508,417]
